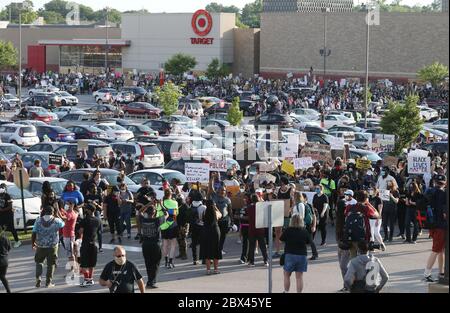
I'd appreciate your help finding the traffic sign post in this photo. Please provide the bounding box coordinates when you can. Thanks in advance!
[19,168,26,234]
[268,204,273,294]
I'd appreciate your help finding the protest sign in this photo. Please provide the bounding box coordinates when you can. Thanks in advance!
[356,159,372,170]
[209,160,227,172]
[281,134,299,158]
[373,134,395,151]
[383,156,398,167]
[49,154,63,166]
[294,157,314,170]
[255,201,285,229]
[300,143,333,164]
[298,132,308,145]
[408,155,431,175]
[329,136,345,150]
[281,160,295,177]
[185,163,210,183]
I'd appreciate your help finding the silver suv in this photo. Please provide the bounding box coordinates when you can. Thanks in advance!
[111,142,164,169]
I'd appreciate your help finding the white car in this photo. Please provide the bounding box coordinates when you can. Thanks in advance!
[54,91,79,106]
[93,88,118,104]
[291,108,320,121]
[96,123,134,141]
[128,169,186,200]
[1,181,41,230]
[112,91,134,104]
[426,118,448,132]
[165,135,233,160]
[53,107,86,120]
[28,85,60,96]
[0,124,40,147]
[418,106,439,122]
[290,114,321,129]
[0,94,20,110]
[328,111,356,122]
[323,114,356,129]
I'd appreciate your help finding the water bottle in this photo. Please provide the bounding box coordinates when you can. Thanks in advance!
[426,205,434,224]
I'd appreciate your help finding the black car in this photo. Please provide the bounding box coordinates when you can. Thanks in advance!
[204,102,230,115]
[144,120,174,136]
[22,94,59,109]
[302,125,328,134]
[164,158,209,173]
[254,114,294,128]
[142,138,192,163]
[65,125,109,140]
[28,142,67,152]
[64,85,79,95]
[35,125,76,142]
[123,124,159,137]
[239,100,257,115]
[53,142,113,164]
[421,141,448,154]
[201,119,230,133]
[121,86,149,102]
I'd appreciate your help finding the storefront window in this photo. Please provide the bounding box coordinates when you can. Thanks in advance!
[60,46,122,68]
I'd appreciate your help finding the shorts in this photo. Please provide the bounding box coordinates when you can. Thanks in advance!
[63,237,75,259]
[430,229,446,253]
[161,226,179,240]
[283,254,308,273]
[80,243,98,268]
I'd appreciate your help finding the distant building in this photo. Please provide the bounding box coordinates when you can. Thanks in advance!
[442,0,449,12]
[263,0,354,12]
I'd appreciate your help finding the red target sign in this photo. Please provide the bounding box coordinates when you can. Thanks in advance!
[192,10,213,37]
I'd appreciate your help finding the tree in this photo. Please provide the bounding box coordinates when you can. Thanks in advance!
[205,2,240,13]
[227,97,244,126]
[206,58,221,80]
[1,0,38,24]
[164,54,197,77]
[241,0,262,28]
[154,82,182,117]
[417,62,449,88]
[0,40,18,69]
[38,9,65,24]
[380,94,423,156]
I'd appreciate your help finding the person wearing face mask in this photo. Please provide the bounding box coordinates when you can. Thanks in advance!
[312,185,329,246]
[31,206,65,288]
[103,187,123,244]
[118,183,134,240]
[74,150,88,169]
[376,166,397,196]
[60,199,79,264]
[99,246,145,293]
[139,204,168,289]
[0,183,21,248]
[88,170,109,197]
[344,190,357,206]
[61,181,84,208]
[78,204,101,287]
[84,184,104,252]
[368,187,385,251]
[381,181,400,243]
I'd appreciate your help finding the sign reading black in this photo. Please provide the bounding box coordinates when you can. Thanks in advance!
[49,154,63,165]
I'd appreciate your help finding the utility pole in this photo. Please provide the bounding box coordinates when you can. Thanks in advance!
[320,7,331,87]
[364,3,371,129]
[105,7,109,75]
[18,3,22,106]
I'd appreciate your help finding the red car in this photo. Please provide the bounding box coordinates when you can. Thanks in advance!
[15,106,54,123]
[123,102,161,118]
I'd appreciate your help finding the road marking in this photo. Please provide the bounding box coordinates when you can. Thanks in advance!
[101,244,142,253]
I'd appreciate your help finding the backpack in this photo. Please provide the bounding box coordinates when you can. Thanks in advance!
[190,203,202,225]
[304,203,314,227]
[344,205,367,242]
[420,188,438,230]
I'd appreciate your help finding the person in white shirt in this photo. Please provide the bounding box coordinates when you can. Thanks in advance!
[344,190,357,206]
[223,172,240,188]
[376,167,397,201]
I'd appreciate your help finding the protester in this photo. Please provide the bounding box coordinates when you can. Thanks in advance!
[60,199,78,264]
[190,190,207,265]
[29,160,45,178]
[0,183,21,248]
[99,246,145,293]
[103,186,123,244]
[84,184,104,252]
[200,200,222,275]
[405,181,422,244]
[381,180,400,242]
[160,188,179,269]
[0,226,11,293]
[247,194,268,267]
[280,214,312,293]
[312,184,329,246]
[61,181,84,207]
[118,183,134,240]
[275,177,294,257]
[368,186,385,251]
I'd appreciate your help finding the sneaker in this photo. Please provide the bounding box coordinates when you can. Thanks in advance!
[213,270,221,275]
[85,280,94,287]
[320,242,326,246]
[239,258,246,265]
[309,256,318,261]
[168,263,175,269]
[146,284,158,289]
[193,261,198,266]
[35,280,41,288]
[98,248,103,253]
[236,239,242,244]
[401,235,406,240]
[248,263,255,268]
[381,243,386,251]
[424,275,436,283]
[13,241,22,248]
[255,249,259,255]
[337,287,348,293]
[46,283,55,288]
[134,234,141,240]
[411,241,417,244]
[222,250,227,255]
[263,262,269,267]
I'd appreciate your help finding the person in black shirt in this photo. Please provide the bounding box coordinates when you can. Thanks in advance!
[140,204,168,289]
[78,204,101,287]
[280,214,312,293]
[134,179,156,240]
[103,187,122,244]
[0,226,11,293]
[79,173,91,197]
[0,184,21,248]
[312,185,329,246]
[84,184,104,252]
[99,246,145,293]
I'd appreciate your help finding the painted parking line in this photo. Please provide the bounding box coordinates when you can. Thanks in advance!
[101,244,142,253]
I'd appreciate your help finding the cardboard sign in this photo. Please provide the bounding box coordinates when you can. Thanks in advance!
[209,160,227,172]
[300,143,333,165]
[298,132,308,145]
[12,168,30,189]
[255,201,285,229]
[356,159,372,170]
[373,134,395,151]
[281,134,299,158]
[329,136,345,150]
[49,154,63,166]
[383,156,398,167]
[185,163,210,183]
[294,157,314,170]
[281,160,295,177]
[77,140,89,152]
[408,155,431,175]
[230,195,246,211]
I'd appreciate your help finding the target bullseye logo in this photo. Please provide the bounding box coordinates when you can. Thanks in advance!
[192,10,213,37]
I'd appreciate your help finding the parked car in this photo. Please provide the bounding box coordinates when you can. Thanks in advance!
[142,138,194,162]
[59,113,99,128]
[418,106,439,122]
[421,141,448,154]
[204,102,230,115]
[66,125,109,140]
[93,88,117,104]
[239,100,256,116]
[53,107,86,120]
[0,94,20,110]
[28,85,60,96]
[290,114,321,129]
[302,125,328,134]
[426,118,448,132]
[323,114,356,128]
[28,177,69,198]
[201,119,230,133]
[164,135,232,160]
[197,97,225,110]
[35,125,76,142]
[54,91,79,106]
[144,120,176,136]
[177,99,204,117]
[121,86,150,102]
[53,142,113,164]
[0,143,26,158]
[161,115,197,126]
[355,119,381,129]
[164,158,209,173]
[111,142,164,168]
[112,91,134,104]
[28,92,61,109]
[291,108,320,121]
[328,125,363,133]
[0,181,41,230]
[123,102,161,118]
[0,124,39,147]
[349,148,382,164]
[86,104,124,118]
[96,123,134,141]
[64,84,79,95]
[28,142,67,152]
[18,152,61,176]
[128,169,186,194]
[15,120,48,127]
[123,124,159,137]
[13,106,56,123]
[254,114,294,128]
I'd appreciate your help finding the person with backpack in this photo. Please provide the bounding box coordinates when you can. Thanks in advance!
[344,241,389,293]
[175,196,189,260]
[293,193,318,260]
[423,175,448,283]
[344,190,380,258]
[312,184,329,246]
[190,190,206,265]
[404,181,422,244]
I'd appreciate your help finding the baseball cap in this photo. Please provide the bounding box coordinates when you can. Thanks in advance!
[435,175,447,183]
[344,190,354,197]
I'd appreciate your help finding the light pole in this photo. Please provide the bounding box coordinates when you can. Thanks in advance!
[320,7,331,86]
[105,7,109,75]
[12,2,27,107]
[364,3,371,129]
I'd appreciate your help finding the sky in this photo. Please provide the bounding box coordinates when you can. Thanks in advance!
[0,0,437,12]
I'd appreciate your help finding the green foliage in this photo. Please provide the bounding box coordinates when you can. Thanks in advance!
[417,62,449,88]
[206,58,232,80]
[205,3,240,13]
[0,0,38,23]
[362,87,372,103]
[164,54,197,77]
[38,9,65,24]
[227,97,244,126]
[354,0,442,12]
[241,0,262,28]
[0,40,18,69]
[154,82,182,117]
[380,94,424,156]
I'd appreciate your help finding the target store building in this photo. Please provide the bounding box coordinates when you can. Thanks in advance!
[121,11,237,73]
